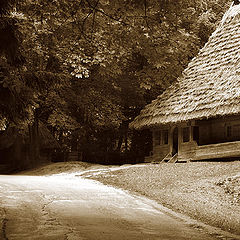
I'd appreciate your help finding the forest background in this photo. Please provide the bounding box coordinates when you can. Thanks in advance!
[0,0,232,167]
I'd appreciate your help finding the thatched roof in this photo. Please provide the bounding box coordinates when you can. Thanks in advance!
[131,3,240,129]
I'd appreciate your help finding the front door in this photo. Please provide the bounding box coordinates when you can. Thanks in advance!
[172,127,178,155]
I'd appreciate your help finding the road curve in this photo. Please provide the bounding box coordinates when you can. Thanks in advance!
[0,174,238,240]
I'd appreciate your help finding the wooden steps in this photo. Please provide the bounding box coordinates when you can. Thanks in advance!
[151,153,179,164]
[168,153,178,163]
[160,153,172,163]
[160,153,178,163]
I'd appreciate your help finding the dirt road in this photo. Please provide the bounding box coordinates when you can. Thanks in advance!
[0,174,238,240]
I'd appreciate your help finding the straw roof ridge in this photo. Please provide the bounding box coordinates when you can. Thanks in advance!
[131,3,240,129]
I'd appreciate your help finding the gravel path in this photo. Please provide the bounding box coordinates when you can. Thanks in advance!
[2,173,231,239]
[87,161,240,236]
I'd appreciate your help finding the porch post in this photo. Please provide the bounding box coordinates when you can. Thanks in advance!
[178,126,182,153]
[190,120,195,142]
[190,126,193,142]
[169,126,174,154]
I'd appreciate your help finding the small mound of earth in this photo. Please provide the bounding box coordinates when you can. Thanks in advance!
[18,161,104,176]
[216,174,240,203]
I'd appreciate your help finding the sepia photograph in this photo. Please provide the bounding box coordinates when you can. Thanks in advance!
[0,0,240,239]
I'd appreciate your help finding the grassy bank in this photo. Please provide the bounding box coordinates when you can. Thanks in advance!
[88,161,240,235]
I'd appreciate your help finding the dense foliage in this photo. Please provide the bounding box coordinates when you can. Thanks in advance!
[0,0,231,164]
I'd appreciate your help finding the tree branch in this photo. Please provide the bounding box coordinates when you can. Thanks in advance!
[91,10,96,40]
[84,0,129,26]
[144,0,151,30]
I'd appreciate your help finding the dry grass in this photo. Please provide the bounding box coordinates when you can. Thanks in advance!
[89,161,240,235]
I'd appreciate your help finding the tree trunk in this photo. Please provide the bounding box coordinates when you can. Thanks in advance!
[124,127,128,152]
[116,134,123,152]
[116,121,129,153]
[28,110,40,167]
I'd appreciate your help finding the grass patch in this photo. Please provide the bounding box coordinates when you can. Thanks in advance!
[89,161,240,235]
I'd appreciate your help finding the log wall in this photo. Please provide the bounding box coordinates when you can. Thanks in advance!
[148,116,240,162]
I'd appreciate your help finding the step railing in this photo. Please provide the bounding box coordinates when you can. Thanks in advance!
[168,153,178,163]
[160,152,172,163]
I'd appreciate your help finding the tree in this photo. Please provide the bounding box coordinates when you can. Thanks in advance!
[0,0,232,166]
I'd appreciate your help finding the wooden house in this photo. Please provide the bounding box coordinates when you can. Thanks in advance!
[131,2,240,163]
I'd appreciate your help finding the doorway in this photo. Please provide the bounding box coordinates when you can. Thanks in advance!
[172,127,178,155]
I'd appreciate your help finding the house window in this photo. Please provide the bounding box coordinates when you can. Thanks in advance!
[226,126,232,138]
[163,130,168,144]
[193,126,199,144]
[232,124,240,141]
[182,127,190,142]
[155,131,161,145]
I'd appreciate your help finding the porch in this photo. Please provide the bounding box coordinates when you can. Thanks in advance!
[147,115,240,163]
[194,141,240,161]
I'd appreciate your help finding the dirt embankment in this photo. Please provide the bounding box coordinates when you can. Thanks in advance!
[87,161,240,235]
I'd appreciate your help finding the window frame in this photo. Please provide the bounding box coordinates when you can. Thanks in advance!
[193,126,199,144]
[182,127,190,143]
[226,125,232,138]
[154,130,161,146]
[162,130,169,145]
